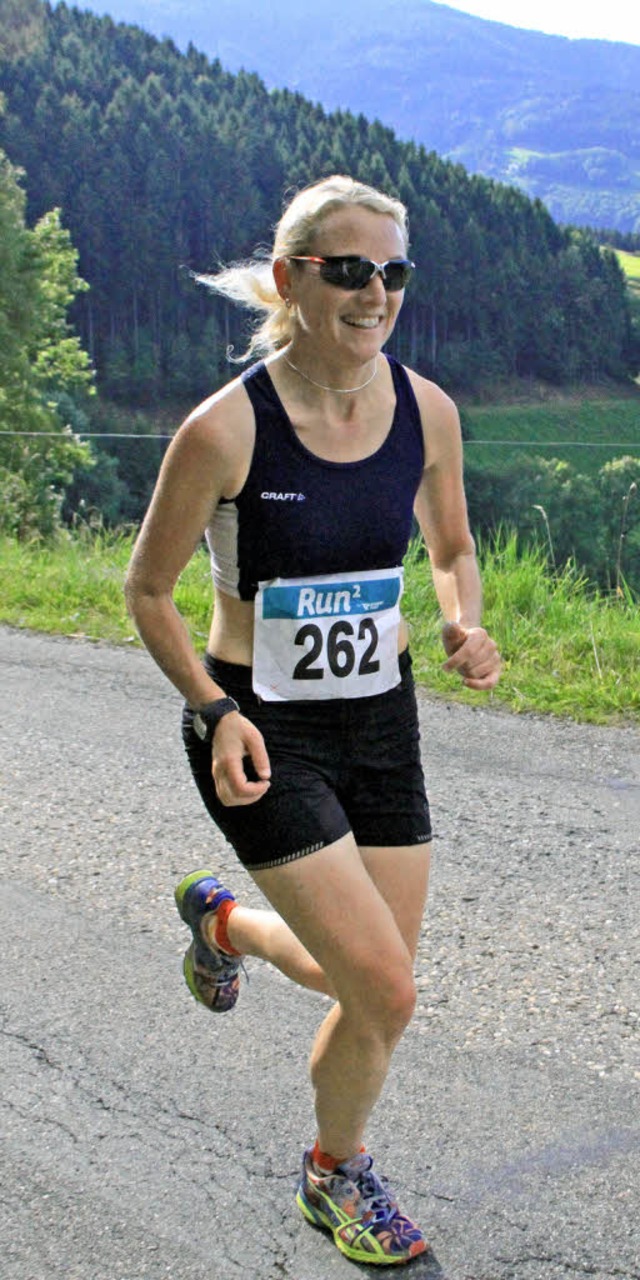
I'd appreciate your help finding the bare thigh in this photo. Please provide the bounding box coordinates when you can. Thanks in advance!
[250,834,416,1009]
[359,843,431,961]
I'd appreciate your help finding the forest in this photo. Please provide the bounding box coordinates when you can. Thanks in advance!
[77,0,640,235]
[0,1,639,591]
[1,1,638,402]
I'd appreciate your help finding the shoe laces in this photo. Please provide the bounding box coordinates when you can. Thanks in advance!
[339,1154,396,1223]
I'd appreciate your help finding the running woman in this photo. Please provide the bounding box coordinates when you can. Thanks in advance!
[125,174,501,1266]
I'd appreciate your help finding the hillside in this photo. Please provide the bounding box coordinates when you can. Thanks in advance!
[1,1,637,582]
[78,0,640,234]
[0,0,636,412]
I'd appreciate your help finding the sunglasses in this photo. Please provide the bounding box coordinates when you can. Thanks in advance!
[288,255,415,292]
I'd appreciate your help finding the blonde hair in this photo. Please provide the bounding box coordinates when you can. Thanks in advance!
[195,174,409,361]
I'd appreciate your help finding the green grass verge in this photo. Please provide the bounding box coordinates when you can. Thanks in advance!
[0,529,212,645]
[403,537,639,723]
[1,530,638,725]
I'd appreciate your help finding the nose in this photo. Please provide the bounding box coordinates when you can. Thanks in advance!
[360,268,387,300]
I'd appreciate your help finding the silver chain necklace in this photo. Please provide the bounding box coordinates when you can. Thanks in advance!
[283,354,378,394]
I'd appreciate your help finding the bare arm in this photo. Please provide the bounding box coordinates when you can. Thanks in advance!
[410,376,501,691]
[124,389,271,803]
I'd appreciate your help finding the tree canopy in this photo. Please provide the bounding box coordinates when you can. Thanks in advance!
[0,145,92,536]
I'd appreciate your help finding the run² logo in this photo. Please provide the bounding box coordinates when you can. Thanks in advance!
[260,492,306,501]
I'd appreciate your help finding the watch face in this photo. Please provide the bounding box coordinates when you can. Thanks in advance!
[193,712,208,742]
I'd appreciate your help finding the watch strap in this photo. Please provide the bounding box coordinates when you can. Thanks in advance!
[192,696,240,743]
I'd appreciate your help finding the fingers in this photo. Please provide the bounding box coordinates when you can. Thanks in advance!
[460,668,501,691]
[212,714,272,807]
[245,722,272,782]
[215,758,271,806]
[441,620,467,657]
[442,625,501,689]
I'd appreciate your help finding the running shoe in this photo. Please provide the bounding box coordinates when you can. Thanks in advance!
[296,1148,428,1265]
[174,869,242,1012]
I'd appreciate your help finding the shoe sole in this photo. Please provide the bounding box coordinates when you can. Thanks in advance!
[182,943,205,1004]
[182,942,241,1012]
[296,1188,424,1266]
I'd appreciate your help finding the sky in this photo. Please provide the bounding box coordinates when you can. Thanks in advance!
[436,0,640,45]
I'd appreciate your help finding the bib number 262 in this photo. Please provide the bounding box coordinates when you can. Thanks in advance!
[293,618,380,681]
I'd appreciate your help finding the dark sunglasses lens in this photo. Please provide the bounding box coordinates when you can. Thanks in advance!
[319,258,413,291]
[319,258,372,289]
[383,261,414,291]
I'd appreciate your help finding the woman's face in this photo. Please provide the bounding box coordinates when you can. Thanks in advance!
[286,205,408,363]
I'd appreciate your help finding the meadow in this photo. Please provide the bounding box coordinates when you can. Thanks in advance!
[614,248,640,298]
[1,529,637,726]
[461,396,640,475]
[460,244,640,476]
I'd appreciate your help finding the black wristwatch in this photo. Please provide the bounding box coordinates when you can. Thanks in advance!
[192,696,240,744]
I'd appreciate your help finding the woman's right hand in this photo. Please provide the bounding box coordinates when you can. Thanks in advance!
[211,712,272,806]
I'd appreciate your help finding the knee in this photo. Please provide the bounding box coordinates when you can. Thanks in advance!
[379,968,417,1036]
[350,962,417,1041]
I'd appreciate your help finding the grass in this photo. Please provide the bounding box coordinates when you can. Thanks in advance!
[462,398,640,475]
[613,248,640,287]
[0,529,638,725]
[0,528,212,644]
[403,536,639,723]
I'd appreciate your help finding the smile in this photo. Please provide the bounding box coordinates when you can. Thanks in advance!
[342,316,383,329]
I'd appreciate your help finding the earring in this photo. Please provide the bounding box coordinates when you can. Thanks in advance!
[284,297,292,309]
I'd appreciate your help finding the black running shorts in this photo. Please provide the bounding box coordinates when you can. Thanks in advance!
[182,648,432,871]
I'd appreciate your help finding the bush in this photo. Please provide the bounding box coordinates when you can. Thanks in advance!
[465,453,640,593]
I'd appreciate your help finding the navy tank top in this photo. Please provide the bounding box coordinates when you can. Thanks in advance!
[205,354,425,601]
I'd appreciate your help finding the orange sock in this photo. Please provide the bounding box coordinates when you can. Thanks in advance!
[213,899,241,956]
[312,1140,365,1173]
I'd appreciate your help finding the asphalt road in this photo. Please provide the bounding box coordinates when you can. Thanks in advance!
[1,626,639,1280]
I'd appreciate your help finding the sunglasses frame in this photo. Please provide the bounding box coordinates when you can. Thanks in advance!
[287,254,415,292]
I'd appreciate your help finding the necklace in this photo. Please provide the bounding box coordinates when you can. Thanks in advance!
[284,354,378,394]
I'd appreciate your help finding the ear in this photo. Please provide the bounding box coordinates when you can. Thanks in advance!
[273,256,293,303]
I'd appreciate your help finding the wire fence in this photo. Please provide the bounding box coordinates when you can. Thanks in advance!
[466,441,640,449]
[0,431,175,440]
[1,431,639,448]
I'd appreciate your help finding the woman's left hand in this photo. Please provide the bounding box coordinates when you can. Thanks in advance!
[441,621,501,690]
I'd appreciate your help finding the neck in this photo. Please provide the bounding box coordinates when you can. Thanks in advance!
[283,350,379,396]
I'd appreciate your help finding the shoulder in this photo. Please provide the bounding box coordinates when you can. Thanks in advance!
[399,366,462,465]
[167,371,257,492]
[182,370,256,447]
[149,370,259,504]
[402,365,459,425]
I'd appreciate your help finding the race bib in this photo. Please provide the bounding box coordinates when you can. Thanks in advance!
[253,567,403,701]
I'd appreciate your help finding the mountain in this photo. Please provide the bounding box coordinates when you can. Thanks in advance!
[79,0,640,232]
